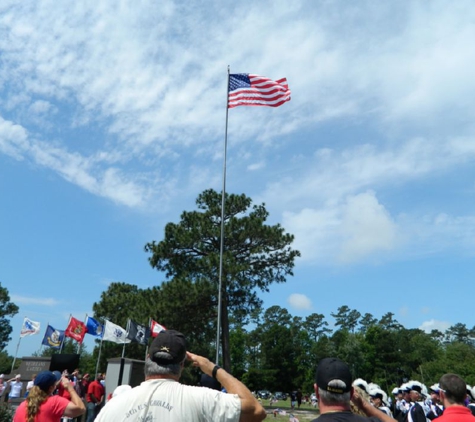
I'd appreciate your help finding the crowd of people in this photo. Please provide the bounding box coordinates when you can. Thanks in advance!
[6,332,475,421]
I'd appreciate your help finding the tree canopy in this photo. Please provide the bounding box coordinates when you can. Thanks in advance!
[144,189,300,371]
[0,283,19,351]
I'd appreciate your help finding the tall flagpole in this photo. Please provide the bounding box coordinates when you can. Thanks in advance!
[215,66,231,365]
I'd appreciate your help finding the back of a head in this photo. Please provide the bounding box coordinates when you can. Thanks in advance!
[439,373,467,405]
[315,357,352,406]
[146,330,187,377]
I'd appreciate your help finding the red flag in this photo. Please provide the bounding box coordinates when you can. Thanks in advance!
[228,74,291,108]
[150,319,166,338]
[65,317,87,343]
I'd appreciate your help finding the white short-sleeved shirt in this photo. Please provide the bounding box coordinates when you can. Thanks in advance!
[9,381,23,398]
[95,378,241,422]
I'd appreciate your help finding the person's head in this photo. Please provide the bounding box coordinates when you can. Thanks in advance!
[146,330,187,378]
[369,388,388,408]
[83,373,90,382]
[15,374,21,381]
[439,374,468,405]
[407,381,424,402]
[314,357,352,407]
[26,371,61,420]
[429,384,440,403]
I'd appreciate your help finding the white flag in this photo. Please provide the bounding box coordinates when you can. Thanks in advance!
[20,318,41,337]
[103,320,131,344]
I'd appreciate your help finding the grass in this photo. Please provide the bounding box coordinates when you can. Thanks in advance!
[261,399,320,421]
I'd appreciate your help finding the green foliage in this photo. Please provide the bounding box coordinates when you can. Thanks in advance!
[0,404,14,422]
[0,351,13,374]
[145,189,300,371]
[0,283,19,351]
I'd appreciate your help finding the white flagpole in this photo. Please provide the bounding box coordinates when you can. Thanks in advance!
[61,314,72,353]
[215,66,231,365]
[145,317,151,360]
[95,319,104,379]
[122,319,129,358]
[77,314,87,354]
[11,325,23,373]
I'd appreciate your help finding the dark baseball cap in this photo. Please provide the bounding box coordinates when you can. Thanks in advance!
[316,357,352,394]
[149,330,187,365]
[34,370,61,392]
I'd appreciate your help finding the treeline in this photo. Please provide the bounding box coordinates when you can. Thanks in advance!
[75,282,475,395]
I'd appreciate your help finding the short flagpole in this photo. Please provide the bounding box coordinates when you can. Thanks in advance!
[215,65,231,365]
[95,320,104,379]
[11,334,22,373]
[122,319,129,358]
[61,314,72,354]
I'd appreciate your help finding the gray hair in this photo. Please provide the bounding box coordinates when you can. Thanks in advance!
[144,357,183,377]
[318,380,351,405]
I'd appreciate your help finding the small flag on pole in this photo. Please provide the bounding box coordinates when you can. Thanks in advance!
[126,320,151,346]
[42,325,65,349]
[103,320,131,344]
[65,317,87,343]
[86,316,104,338]
[20,318,41,337]
[150,319,166,338]
[228,74,291,108]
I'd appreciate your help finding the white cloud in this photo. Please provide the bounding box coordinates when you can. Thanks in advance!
[282,191,398,264]
[11,295,59,306]
[287,293,312,310]
[419,319,451,334]
[339,191,399,263]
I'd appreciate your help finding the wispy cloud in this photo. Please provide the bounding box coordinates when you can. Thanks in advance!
[11,295,59,306]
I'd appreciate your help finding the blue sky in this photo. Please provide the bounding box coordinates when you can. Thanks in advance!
[2,1,475,358]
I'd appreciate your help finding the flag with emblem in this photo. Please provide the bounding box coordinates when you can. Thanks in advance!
[42,324,65,349]
[126,319,151,346]
[65,316,87,343]
[103,320,131,344]
[86,316,103,338]
[20,317,41,337]
[228,74,291,108]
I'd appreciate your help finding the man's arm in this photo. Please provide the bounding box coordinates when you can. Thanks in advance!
[60,376,86,418]
[187,352,266,422]
[352,391,397,422]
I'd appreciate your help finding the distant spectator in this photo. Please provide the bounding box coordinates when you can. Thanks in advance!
[8,374,23,400]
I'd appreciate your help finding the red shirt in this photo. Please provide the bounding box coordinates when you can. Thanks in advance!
[437,406,475,422]
[13,395,69,422]
[86,380,105,403]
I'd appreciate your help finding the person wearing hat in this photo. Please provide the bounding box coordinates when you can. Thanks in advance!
[369,387,392,417]
[435,373,475,421]
[7,374,24,400]
[13,370,85,421]
[311,357,397,421]
[406,380,430,422]
[95,329,266,422]
[426,383,444,420]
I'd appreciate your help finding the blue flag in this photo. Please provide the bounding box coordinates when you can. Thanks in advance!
[42,324,65,349]
[86,316,104,338]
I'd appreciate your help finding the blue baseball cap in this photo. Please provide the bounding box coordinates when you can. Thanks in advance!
[34,371,61,392]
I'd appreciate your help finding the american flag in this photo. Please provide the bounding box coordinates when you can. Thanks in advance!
[228,74,291,108]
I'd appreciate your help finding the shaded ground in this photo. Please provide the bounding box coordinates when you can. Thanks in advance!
[264,405,320,421]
